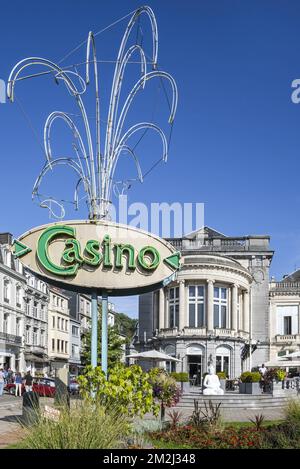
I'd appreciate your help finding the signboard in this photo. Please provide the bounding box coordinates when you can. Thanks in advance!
[12,220,180,295]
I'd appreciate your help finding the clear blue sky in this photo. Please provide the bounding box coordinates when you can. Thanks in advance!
[1,0,300,317]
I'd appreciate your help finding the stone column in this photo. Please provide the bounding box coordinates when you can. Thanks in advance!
[159,288,165,330]
[164,290,169,329]
[243,290,250,332]
[179,280,185,331]
[207,280,214,332]
[231,284,238,331]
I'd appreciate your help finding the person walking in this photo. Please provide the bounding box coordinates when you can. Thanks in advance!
[24,371,33,392]
[15,372,22,397]
[0,369,5,396]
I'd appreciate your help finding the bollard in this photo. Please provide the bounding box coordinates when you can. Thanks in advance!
[54,368,70,409]
[22,391,40,426]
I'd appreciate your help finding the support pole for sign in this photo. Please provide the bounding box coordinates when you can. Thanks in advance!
[101,291,108,377]
[91,291,98,368]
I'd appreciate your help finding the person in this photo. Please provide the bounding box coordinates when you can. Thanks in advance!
[15,372,22,397]
[24,371,33,392]
[259,364,267,376]
[3,368,8,385]
[0,369,4,396]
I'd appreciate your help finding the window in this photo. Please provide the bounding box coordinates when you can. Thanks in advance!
[213,287,227,328]
[16,286,22,307]
[26,326,30,344]
[52,339,55,352]
[72,344,79,358]
[276,306,298,335]
[216,347,230,377]
[284,316,292,335]
[65,320,68,331]
[26,302,31,316]
[168,287,179,328]
[65,341,68,354]
[86,302,91,316]
[57,317,61,329]
[3,279,10,303]
[40,330,45,347]
[72,325,79,336]
[33,328,38,345]
[188,285,205,327]
[57,339,60,352]
[61,318,65,330]
[3,314,8,334]
[16,318,21,336]
[80,299,84,313]
[52,316,55,328]
[33,302,38,318]
[40,304,44,321]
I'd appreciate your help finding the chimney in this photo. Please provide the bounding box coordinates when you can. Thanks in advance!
[0,233,13,245]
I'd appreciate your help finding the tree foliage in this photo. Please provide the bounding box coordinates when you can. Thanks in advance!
[78,364,159,418]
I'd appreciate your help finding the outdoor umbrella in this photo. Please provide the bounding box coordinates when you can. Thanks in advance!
[126,350,181,365]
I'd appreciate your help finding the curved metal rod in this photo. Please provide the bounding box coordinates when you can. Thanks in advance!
[106,123,167,200]
[86,32,101,198]
[39,198,66,219]
[44,111,91,180]
[104,5,158,171]
[7,58,97,215]
[112,71,177,158]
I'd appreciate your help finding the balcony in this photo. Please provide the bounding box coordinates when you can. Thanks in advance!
[0,332,22,345]
[158,327,180,337]
[166,236,270,253]
[183,327,207,336]
[275,334,300,343]
[27,345,46,354]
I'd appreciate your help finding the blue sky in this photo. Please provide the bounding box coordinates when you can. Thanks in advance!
[1,0,300,317]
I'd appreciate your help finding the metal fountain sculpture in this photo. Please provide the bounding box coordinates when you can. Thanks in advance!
[7,6,178,375]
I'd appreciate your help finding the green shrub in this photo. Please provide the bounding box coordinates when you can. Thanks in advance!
[170,372,189,382]
[284,399,300,423]
[217,372,227,380]
[78,364,159,417]
[240,372,261,383]
[20,401,130,449]
[276,369,286,381]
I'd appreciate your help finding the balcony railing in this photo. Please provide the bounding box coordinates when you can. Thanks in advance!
[166,236,269,252]
[275,334,300,343]
[0,332,22,345]
[216,328,236,337]
[158,327,179,337]
[183,327,207,336]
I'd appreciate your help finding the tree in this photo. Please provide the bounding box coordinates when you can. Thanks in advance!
[82,307,126,368]
[114,312,138,341]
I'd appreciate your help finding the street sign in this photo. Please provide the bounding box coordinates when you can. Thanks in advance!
[12,220,180,295]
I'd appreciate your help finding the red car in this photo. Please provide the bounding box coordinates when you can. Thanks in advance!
[5,377,56,397]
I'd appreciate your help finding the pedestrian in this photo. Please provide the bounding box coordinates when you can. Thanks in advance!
[0,369,4,396]
[3,368,8,385]
[7,368,13,384]
[259,363,267,376]
[24,371,33,392]
[15,372,22,397]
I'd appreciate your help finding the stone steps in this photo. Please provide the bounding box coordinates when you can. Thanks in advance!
[176,392,298,409]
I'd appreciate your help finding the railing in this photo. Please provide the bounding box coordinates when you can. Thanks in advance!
[0,332,22,345]
[275,334,300,343]
[166,236,270,252]
[158,327,179,337]
[183,327,207,336]
[216,328,235,337]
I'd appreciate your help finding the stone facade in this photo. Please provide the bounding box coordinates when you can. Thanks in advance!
[137,227,274,380]
[48,287,71,374]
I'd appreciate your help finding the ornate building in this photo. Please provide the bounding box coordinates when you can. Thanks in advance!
[48,287,71,373]
[137,227,274,380]
[269,271,300,369]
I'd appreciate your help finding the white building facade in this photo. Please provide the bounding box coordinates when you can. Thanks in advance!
[137,227,273,381]
[48,288,70,374]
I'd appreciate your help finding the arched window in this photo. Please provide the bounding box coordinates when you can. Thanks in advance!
[164,344,176,373]
[216,346,231,377]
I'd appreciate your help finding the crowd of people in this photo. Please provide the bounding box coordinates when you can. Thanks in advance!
[0,368,35,397]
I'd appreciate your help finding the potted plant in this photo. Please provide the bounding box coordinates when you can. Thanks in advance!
[216,372,227,392]
[239,372,261,395]
[170,372,190,393]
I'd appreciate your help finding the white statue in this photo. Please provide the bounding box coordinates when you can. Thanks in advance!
[203,365,224,395]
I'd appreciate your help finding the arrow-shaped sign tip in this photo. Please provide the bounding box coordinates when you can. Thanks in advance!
[164,251,181,270]
[13,240,32,259]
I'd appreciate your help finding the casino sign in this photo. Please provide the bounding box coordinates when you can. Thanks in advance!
[12,220,181,295]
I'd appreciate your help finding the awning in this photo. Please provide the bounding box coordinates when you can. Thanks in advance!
[126,350,181,362]
[25,354,48,363]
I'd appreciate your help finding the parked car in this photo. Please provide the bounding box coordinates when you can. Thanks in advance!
[68,378,80,395]
[5,377,56,397]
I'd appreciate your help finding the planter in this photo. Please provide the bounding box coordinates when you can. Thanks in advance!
[245,382,261,395]
[272,380,285,397]
[239,382,246,394]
